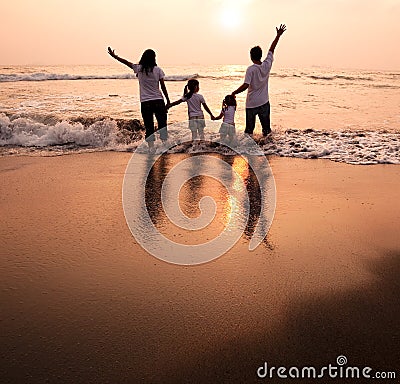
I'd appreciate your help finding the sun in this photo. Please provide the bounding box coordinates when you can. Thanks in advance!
[220,8,241,29]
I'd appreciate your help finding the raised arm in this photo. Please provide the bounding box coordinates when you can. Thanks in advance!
[269,24,286,54]
[159,79,170,105]
[107,47,133,69]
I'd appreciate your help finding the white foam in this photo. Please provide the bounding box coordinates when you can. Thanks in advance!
[262,129,400,164]
[164,74,199,81]
[0,114,122,147]
[1,114,399,165]
[0,73,137,82]
[0,72,199,83]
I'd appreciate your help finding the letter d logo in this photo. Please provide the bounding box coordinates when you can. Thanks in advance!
[257,362,268,378]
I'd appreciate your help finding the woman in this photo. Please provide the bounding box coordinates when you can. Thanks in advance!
[108,47,170,150]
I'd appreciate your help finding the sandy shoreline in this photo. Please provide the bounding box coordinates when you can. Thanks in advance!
[1,153,399,383]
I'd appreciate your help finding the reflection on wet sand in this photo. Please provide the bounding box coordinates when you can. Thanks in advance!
[142,153,274,249]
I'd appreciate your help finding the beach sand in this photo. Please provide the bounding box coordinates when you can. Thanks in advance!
[1,153,399,383]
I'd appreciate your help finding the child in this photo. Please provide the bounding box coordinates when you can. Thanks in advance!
[212,95,237,144]
[167,79,214,140]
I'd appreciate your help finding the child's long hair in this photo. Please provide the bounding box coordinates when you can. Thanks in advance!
[183,79,199,100]
[222,95,237,111]
[139,49,157,75]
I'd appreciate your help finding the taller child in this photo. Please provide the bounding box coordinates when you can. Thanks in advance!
[108,47,170,150]
[231,24,286,136]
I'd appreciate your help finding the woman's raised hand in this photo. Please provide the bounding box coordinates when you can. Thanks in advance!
[108,47,116,58]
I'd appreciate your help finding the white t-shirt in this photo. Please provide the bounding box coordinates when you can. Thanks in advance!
[131,64,165,102]
[244,51,274,108]
[222,105,236,125]
[181,93,206,118]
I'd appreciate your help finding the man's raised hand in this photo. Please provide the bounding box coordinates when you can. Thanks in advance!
[276,24,286,36]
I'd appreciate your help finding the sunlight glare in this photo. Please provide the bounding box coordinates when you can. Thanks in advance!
[220,8,241,29]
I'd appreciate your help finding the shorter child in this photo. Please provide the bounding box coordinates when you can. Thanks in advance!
[167,79,214,140]
[212,95,237,143]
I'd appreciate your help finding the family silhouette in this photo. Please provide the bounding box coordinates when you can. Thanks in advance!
[108,24,286,150]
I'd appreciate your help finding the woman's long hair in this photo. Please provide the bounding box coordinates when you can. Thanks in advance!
[139,49,157,75]
[183,79,199,100]
[223,95,237,111]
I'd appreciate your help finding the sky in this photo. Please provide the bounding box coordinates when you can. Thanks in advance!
[1,0,400,70]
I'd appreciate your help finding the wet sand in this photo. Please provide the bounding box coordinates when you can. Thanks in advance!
[1,153,399,383]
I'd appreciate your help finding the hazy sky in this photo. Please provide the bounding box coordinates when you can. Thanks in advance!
[2,0,400,70]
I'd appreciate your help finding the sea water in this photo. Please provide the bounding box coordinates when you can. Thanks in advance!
[1,64,399,164]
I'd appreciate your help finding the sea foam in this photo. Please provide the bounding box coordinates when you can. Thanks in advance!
[0,73,199,83]
[1,113,399,164]
[0,114,126,147]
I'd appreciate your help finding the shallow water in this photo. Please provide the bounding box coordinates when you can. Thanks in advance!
[1,64,399,164]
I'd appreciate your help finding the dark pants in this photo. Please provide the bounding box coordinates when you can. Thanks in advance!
[140,99,168,142]
[245,101,271,136]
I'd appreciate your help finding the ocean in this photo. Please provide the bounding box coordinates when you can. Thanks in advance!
[1,64,399,164]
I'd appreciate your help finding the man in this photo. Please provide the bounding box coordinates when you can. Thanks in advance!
[232,24,286,136]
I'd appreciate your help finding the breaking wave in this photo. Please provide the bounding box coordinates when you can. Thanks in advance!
[1,113,399,165]
[1,70,398,87]
[0,73,199,83]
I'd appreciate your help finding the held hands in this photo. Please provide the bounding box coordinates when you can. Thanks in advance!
[276,24,287,36]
